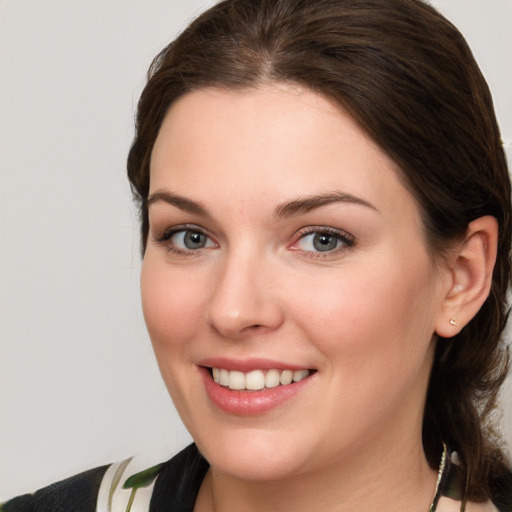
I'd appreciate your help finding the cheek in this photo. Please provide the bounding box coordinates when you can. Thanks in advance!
[140,258,207,349]
[286,260,439,439]
[287,256,439,364]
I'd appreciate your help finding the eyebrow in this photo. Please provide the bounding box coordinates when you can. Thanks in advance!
[147,190,210,217]
[273,192,377,219]
[147,189,377,219]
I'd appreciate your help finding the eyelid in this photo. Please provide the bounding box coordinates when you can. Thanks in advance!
[152,223,354,257]
[154,223,206,240]
[153,224,218,253]
[289,226,355,256]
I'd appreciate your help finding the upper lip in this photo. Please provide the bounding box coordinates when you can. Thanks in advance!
[197,357,313,373]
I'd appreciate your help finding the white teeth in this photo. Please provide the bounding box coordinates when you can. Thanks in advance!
[219,368,229,386]
[245,370,265,390]
[211,367,311,390]
[280,370,293,385]
[265,369,280,388]
[228,371,245,390]
[293,369,310,382]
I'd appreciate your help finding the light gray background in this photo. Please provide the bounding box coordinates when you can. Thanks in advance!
[1,0,511,499]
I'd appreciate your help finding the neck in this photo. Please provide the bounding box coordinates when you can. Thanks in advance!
[195,431,438,512]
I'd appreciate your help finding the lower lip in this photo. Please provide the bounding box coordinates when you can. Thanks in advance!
[199,367,314,416]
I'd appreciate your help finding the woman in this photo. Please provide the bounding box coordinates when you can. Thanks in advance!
[2,0,511,511]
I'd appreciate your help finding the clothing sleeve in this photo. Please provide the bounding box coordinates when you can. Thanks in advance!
[1,465,110,512]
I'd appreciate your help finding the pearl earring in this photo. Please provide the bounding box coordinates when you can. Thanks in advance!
[449,318,457,326]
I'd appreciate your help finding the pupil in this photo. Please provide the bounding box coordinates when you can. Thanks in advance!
[185,231,205,249]
[313,233,337,251]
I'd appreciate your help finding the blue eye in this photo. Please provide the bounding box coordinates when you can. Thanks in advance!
[172,230,212,250]
[293,228,354,254]
[157,227,216,252]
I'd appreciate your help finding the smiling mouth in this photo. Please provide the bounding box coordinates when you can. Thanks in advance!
[208,367,314,391]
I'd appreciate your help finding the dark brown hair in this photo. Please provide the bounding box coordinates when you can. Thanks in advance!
[127,0,512,503]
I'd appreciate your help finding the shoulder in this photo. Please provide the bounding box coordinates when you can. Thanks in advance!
[490,466,512,512]
[103,444,208,512]
[0,464,109,512]
[0,444,208,512]
[436,496,503,512]
[436,447,512,512]
[464,501,502,512]
[99,443,208,512]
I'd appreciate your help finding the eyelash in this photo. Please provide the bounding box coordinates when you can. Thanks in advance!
[154,224,355,258]
[290,226,355,259]
[154,224,217,256]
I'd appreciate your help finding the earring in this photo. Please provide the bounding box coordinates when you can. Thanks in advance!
[449,318,457,326]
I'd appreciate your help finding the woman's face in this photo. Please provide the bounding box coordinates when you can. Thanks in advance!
[141,84,452,481]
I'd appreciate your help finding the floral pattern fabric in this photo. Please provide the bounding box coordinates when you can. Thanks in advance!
[1,444,503,512]
[100,444,499,512]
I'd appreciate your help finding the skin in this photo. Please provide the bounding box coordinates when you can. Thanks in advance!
[140,84,495,511]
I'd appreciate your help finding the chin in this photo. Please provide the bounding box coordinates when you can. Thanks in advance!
[194,427,311,481]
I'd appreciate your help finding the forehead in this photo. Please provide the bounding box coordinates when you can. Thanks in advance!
[151,83,384,171]
[150,84,421,226]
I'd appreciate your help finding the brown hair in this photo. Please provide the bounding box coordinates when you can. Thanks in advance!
[127,0,512,503]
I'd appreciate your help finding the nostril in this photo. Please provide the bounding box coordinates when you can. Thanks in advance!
[206,291,285,338]
[245,324,265,333]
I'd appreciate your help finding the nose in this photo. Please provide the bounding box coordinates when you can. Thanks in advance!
[206,252,285,339]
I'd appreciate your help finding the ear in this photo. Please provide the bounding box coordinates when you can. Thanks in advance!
[435,216,498,338]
